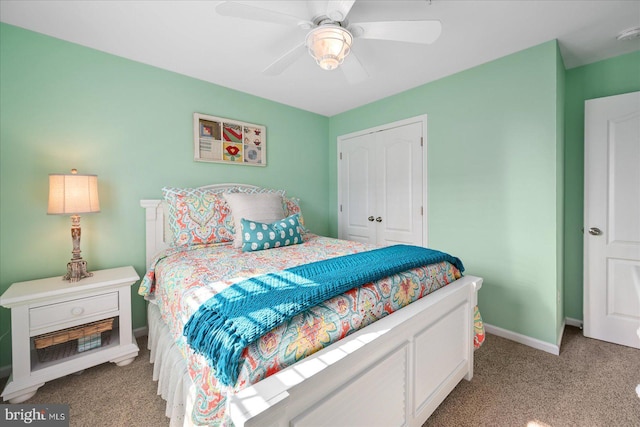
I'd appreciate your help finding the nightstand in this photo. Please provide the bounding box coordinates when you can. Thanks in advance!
[0,266,140,403]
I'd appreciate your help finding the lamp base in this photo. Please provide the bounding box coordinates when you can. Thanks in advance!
[64,259,93,282]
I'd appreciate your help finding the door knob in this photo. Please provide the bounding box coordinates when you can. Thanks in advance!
[375,217,382,222]
[588,227,602,236]
[368,216,374,222]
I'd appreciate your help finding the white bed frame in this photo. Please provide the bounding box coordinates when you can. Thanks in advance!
[141,184,482,427]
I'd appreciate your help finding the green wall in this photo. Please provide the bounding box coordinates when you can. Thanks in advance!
[563,51,640,320]
[329,41,564,345]
[0,23,329,367]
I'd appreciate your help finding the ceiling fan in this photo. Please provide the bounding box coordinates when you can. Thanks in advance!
[216,0,442,84]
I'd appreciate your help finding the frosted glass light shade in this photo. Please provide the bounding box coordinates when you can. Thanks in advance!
[306,25,353,71]
[48,173,100,215]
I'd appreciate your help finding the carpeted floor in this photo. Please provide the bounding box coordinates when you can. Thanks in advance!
[425,327,640,427]
[0,336,168,427]
[1,327,639,426]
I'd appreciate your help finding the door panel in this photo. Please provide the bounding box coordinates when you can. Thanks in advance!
[607,258,640,320]
[608,113,640,244]
[584,91,640,349]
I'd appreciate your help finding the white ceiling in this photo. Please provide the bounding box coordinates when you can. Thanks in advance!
[1,0,639,116]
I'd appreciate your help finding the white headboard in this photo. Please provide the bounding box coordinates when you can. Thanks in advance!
[140,183,262,268]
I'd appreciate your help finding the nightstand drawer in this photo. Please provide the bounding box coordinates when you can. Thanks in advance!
[29,292,119,332]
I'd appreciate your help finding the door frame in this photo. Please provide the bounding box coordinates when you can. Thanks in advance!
[337,114,428,246]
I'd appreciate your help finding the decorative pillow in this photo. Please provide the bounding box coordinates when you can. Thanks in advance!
[283,196,306,230]
[241,213,303,252]
[162,187,235,247]
[223,192,286,248]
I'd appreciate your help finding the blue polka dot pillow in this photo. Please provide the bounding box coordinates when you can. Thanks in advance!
[240,213,303,252]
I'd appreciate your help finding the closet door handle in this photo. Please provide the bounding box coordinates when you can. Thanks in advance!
[588,227,602,236]
[368,216,375,222]
[375,217,382,222]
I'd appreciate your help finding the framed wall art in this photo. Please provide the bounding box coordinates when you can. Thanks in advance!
[193,113,266,166]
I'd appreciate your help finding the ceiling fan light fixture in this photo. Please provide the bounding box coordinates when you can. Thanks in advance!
[306,25,353,71]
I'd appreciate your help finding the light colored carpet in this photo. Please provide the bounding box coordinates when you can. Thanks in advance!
[1,336,168,427]
[425,326,640,427]
[2,327,639,426]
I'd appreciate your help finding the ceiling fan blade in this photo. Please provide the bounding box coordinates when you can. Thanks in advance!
[262,42,307,76]
[350,20,442,44]
[307,1,328,19]
[341,51,368,84]
[326,0,356,22]
[216,1,312,27]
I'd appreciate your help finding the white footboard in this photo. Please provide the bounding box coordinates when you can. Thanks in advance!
[229,275,482,427]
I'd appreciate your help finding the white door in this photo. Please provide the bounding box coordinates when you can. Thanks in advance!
[339,120,424,246]
[340,133,376,244]
[584,91,640,349]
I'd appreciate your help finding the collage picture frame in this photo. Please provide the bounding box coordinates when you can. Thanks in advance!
[193,113,266,166]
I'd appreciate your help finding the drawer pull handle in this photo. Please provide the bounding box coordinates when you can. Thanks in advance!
[71,307,85,316]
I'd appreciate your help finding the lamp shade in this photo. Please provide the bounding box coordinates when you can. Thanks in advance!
[306,25,353,71]
[48,172,100,215]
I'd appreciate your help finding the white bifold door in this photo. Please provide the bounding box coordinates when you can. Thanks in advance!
[338,120,424,246]
[584,91,640,349]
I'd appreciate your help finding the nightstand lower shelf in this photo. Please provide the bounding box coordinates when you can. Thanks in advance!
[3,335,139,403]
[30,327,135,372]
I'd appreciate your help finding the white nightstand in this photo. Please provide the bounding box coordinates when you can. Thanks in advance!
[0,266,140,403]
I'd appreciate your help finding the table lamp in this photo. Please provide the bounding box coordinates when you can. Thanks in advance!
[47,169,100,282]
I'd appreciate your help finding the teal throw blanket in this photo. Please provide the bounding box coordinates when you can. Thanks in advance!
[183,244,464,387]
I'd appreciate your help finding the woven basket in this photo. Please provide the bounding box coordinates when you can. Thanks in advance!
[34,317,114,350]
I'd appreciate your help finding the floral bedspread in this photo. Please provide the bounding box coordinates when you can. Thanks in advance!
[139,235,485,426]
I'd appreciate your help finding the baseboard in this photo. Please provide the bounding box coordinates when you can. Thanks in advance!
[484,323,560,355]
[565,317,583,328]
[134,326,148,338]
[557,319,566,351]
[0,326,150,380]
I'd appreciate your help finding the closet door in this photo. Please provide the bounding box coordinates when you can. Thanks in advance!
[340,133,377,244]
[339,120,424,246]
[376,122,423,246]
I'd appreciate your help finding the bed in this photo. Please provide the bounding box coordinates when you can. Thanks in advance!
[140,183,484,427]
